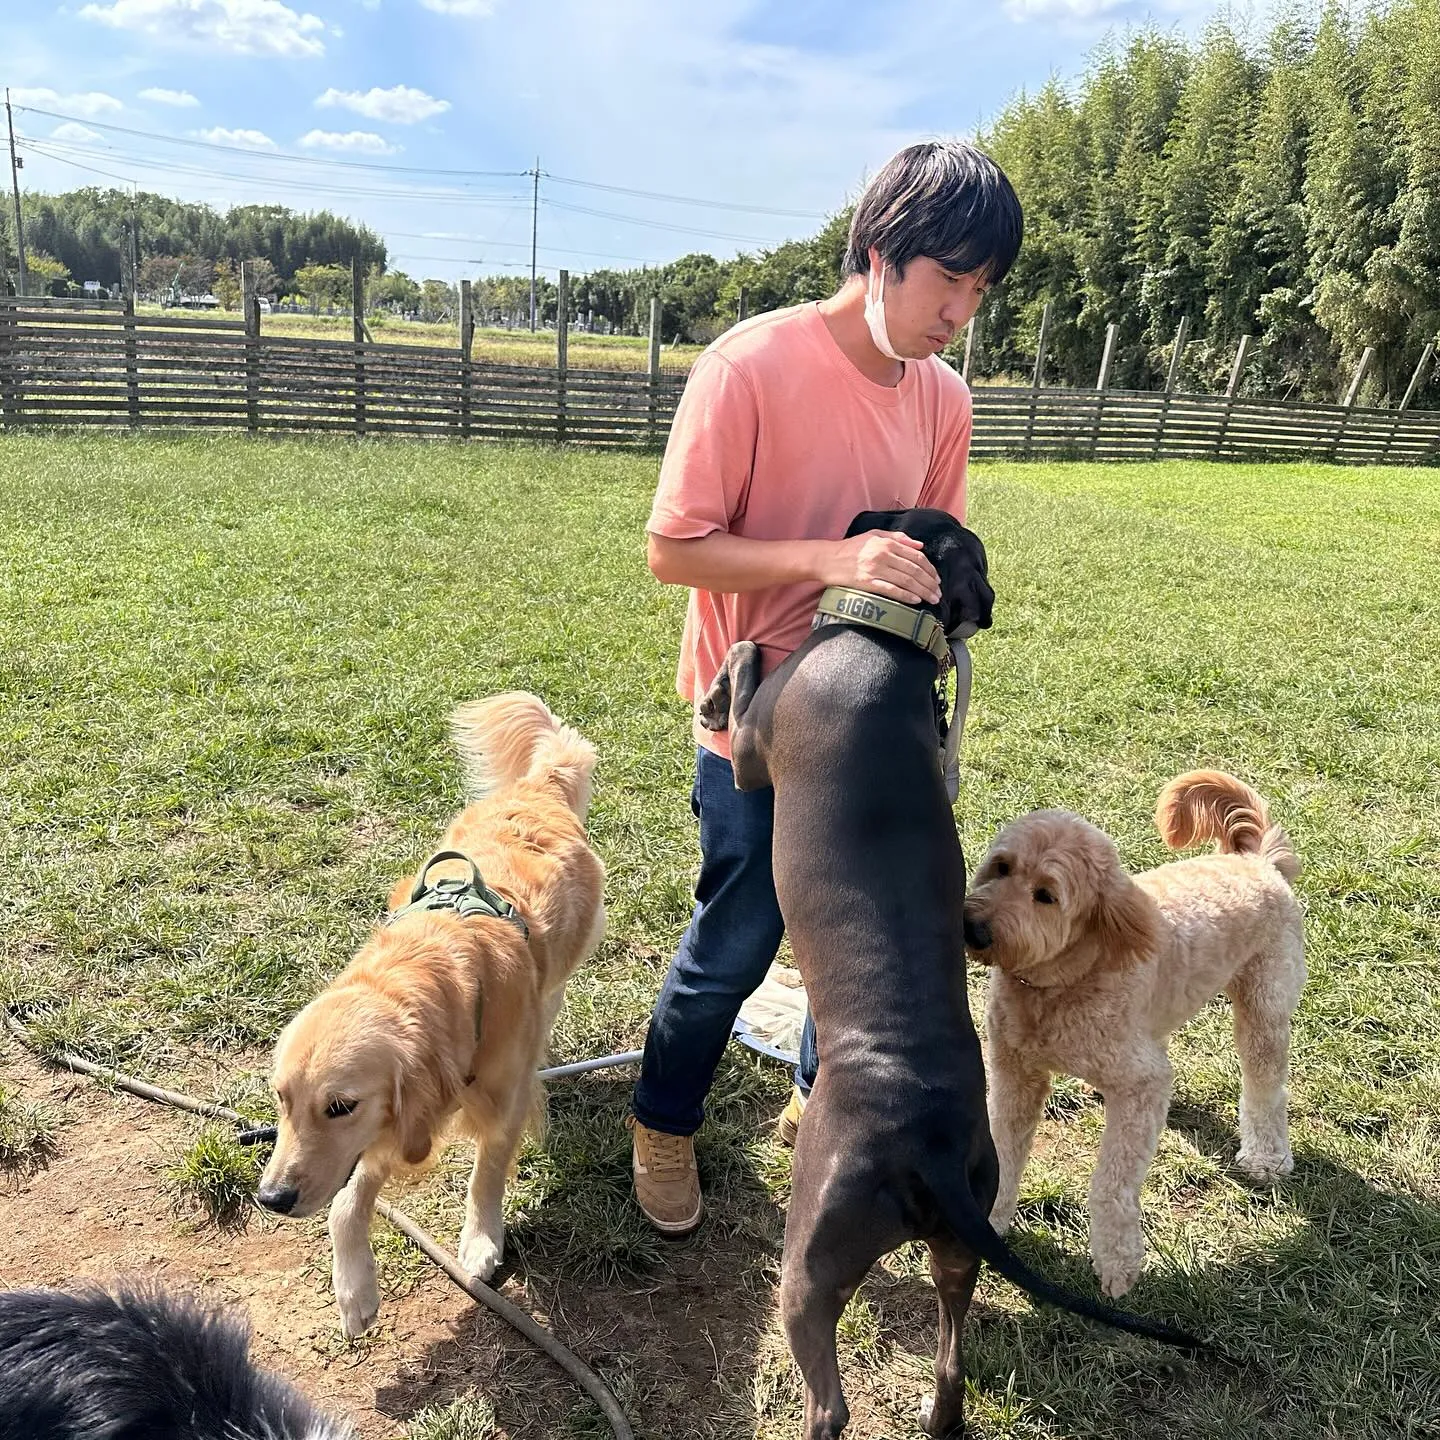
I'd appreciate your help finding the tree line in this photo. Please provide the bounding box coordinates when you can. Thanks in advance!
[0,190,386,300]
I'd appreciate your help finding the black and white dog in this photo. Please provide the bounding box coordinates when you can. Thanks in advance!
[0,1281,350,1440]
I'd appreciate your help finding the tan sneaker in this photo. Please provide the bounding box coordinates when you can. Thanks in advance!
[776,1086,807,1148]
[628,1116,702,1236]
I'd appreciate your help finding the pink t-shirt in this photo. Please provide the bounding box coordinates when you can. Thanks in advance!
[647,302,973,758]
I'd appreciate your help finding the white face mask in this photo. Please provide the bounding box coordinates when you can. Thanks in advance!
[863,261,904,362]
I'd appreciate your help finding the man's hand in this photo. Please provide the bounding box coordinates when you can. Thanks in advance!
[822,531,940,605]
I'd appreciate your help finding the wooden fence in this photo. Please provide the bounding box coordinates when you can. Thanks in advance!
[2,294,1437,465]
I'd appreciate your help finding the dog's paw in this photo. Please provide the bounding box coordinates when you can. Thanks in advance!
[459,1228,504,1282]
[1094,1250,1143,1299]
[335,1272,380,1337]
[1236,1148,1293,1183]
[697,672,733,732]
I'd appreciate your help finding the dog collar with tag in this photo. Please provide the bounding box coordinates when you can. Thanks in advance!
[386,848,529,940]
[812,586,950,665]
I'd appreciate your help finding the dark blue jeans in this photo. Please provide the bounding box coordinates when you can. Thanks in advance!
[633,747,818,1136]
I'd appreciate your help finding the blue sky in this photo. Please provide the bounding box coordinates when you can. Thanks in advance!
[8,0,1227,285]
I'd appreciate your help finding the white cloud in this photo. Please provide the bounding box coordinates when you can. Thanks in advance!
[299,128,401,154]
[51,122,103,143]
[139,87,201,106]
[316,84,450,123]
[197,126,277,148]
[419,0,494,16]
[10,87,123,118]
[79,0,327,59]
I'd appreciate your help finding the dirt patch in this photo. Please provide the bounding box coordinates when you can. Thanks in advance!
[0,1036,963,1438]
[0,1039,811,1439]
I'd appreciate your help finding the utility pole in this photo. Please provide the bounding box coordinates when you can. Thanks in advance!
[528,156,539,332]
[529,155,541,334]
[6,89,28,297]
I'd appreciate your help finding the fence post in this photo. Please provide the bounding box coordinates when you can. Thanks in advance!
[1153,315,1190,459]
[0,297,14,430]
[1331,344,1375,462]
[555,268,569,444]
[352,257,366,438]
[241,261,260,434]
[1213,332,1252,459]
[737,286,749,325]
[1341,346,1376,408]
[962,315,979,383]
[459,279,473,440]
[1090,322,1118,458]
[123,290,140,430]
[1398,343,1434,414]
[1024,301,1052,457]
[646,295,661,446]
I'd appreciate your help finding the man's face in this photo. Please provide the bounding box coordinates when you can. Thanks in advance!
[872,247,991,360]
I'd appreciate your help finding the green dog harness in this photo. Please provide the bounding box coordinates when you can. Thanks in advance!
[386,849,529,940]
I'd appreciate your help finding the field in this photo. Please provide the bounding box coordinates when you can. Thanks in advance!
[1,433,1438,1439]
[136,303,704,372]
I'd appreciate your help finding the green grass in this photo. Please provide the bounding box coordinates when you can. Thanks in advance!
[1,433,1438,1438]
[0,1081,59,1174]
[165,1124,263,1224]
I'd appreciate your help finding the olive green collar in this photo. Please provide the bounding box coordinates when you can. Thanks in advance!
[387,849,529,940]
[812,586,949,665]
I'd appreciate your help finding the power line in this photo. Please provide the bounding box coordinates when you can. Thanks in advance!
[14,102,826,223]
[542,198,777,245]
[19,133,531,208]
[12,104,528,179]
[546,172,826,220]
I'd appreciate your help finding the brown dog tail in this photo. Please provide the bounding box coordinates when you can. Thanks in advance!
[1156,769,1299,885]
[450,692,598,823]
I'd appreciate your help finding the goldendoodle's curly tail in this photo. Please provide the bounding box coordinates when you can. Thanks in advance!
[1156,770,1298,884]
[450,692,597,823]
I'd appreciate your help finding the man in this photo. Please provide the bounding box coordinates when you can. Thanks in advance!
[629,141,1023,1236]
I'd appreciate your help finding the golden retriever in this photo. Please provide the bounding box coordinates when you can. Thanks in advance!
[257,693,605,1336]
[963,770,1304,1298]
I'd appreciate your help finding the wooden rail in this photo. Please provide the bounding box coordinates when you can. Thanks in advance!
[0,299,1435,464]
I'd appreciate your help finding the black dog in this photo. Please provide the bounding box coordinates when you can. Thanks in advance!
[0,1281,350,1440]
[702,508,1201,1440]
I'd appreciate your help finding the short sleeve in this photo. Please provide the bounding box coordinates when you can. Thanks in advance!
[918,372,973,522]
[647,352,761,540]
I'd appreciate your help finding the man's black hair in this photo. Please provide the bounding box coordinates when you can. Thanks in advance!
[844,141,1023,286]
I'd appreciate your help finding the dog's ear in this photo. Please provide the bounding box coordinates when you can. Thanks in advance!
[936,524,994,635]
[392,1067,438,1166]
[1091,870,1160,972]
[845,509,903,539]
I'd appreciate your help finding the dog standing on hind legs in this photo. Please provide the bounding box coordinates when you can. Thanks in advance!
[965,770,1305,1299]
[258,692,605,1336]
[703,508,1201,1440]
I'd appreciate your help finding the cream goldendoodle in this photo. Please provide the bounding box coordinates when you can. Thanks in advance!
[963,771,1304,1298]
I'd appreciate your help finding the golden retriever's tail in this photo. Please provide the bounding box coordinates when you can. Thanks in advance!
[450,692,597,822]
[1156,770,1299,884]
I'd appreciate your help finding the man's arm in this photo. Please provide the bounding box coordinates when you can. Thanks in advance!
[648,529,940,605]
